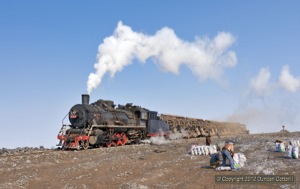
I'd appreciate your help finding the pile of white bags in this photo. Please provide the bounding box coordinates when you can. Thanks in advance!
[190,145,217,156]
[286,140,299,159]
[290,140,300,147]
[233,153,247,169]
[275,142,286,152]
[286,145,292,158]
[292,146,299,159]
[286,146,299,159]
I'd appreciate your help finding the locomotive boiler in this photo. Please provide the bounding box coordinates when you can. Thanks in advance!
[57,94,169,150]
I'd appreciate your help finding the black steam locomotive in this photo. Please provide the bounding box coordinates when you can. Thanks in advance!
[57,95,169,150]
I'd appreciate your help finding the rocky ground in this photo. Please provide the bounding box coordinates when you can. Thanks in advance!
[0,132,300,189]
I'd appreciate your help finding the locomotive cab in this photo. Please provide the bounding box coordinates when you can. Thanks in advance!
[133,108,147,126]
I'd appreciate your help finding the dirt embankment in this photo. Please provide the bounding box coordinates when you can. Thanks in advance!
[0,132,300,189]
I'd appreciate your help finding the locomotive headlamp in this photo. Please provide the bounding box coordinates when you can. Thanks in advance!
[70,111,78,119]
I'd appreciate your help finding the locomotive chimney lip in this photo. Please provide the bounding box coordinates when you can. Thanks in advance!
[82,94,90,105]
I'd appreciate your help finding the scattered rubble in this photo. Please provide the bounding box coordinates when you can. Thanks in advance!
[0,146,49,156]
[0,132,299,188]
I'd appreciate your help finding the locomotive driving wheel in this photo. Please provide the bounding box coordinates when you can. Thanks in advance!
[82,140,89,150]
[106,141,116,147]
[114,133,127,146]
[120,132,127,146]
[106,135,117,147]
[106,132,127,147]
[114,133,122,146]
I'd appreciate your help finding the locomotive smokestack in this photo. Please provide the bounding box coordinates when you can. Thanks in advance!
[82,94,90,105]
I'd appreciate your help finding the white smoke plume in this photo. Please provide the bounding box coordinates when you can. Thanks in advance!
[227,107,282,133]
[228,65,300,133]
[247,65,300,98]
[169,129,188,140]
[149,136,170,145]
[249,67,274,97]
[279,65,300,92]
[87,21,237,94]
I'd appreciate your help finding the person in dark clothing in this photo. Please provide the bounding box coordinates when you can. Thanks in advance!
[216,132,220,139]
[206,135,211,146]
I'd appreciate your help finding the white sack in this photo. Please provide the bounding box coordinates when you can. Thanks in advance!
[233,153,247,169]
[280,143,285,152]
[197,146,202,155]
[286,145,292,158]
[292,146,299,159]
[297,140,300,147]
[275,142,280,152]
[216,166,232,171]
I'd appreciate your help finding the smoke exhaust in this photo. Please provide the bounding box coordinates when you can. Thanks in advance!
[82,94,90,105]
[86,21,237,94]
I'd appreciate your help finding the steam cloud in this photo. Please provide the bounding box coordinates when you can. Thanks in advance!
[279,65,300,92]
[249,67,274,97]
[87,21,237,94]
[248,65,300,97]
[229,65,300,133]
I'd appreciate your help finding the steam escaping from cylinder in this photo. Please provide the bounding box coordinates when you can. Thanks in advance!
[87,21,237,94]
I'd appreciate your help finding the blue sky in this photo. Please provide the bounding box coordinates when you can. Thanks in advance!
[0,1,299,148]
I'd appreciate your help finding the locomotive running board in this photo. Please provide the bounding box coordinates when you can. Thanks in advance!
[91,125,146,129]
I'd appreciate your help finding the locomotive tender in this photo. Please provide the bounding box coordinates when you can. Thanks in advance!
[57,94,169,150]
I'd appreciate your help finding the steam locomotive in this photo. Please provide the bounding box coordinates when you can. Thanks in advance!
[57,94,169,150]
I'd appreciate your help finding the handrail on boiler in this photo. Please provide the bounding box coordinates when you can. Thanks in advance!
[57,112,70,143]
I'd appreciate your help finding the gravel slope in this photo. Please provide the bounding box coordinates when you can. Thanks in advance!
[0,132,299,189]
